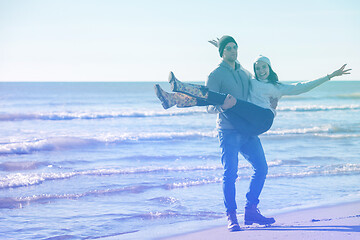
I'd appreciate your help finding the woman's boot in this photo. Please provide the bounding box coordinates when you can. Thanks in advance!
[168,72,227,105]
[154,84,197,109]
[154,84,177,109]
[168,72,209,99]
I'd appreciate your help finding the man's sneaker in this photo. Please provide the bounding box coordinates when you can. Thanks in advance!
[227,211,242,232]
[244,205,275,225]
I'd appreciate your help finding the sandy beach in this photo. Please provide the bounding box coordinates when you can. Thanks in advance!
[163,201,360,240]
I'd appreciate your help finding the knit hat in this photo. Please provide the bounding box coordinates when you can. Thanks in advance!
[254,55,271,67]
[218,35,238,57]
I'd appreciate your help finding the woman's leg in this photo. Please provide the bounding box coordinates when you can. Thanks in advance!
[169,72,212,100]
[155,84,246,110]
[157,80,273,135]
[168,71,231,105]
[225,102,274,135]
[223,110,273,136]
[154,84,199,109]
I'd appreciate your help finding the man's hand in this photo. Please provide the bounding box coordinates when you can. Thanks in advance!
[221,94,237,110]
[270,97,278,110]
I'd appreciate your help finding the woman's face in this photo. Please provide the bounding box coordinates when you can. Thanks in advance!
[255,61,270,80]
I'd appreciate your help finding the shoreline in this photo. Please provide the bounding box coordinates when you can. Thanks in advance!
[162,200,360,240]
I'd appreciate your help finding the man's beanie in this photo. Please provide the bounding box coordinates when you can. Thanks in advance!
[218,35,237,57]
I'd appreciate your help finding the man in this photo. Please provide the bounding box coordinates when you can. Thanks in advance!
[206,35,275,231]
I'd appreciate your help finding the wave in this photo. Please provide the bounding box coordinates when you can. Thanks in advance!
[0,109,207,121]
[281,92,360,101]
[116,154,220,162]
[166,163,360,189]
[135,210,222,221]
[0,160,284,189]
[0,161,50,171]
[336,92,360,99]
[266,124,359,136]
[1,104,358,122]
[0,137,101,155]
[267,125,333,135]
[313,133,360,139]
[0,132,217,155]
[278,104,360,112]
[2,122,358,155]
[268,163,360,178]
[0,185,154,209]
[1,163,358,209]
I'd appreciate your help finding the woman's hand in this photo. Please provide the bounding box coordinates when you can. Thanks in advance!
[221,94,237,110]
[328,64,352,79]
[208,38,219,48]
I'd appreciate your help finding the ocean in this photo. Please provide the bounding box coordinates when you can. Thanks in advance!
[0,81,359,239]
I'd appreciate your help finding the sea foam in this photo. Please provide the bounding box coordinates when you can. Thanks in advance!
[0,160,285,189]
[0,109,207,121]
[1,122,358,155]
[278,104,360,112]
[1,104,358,122]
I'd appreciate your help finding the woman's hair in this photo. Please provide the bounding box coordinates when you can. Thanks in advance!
[253,63,279,85]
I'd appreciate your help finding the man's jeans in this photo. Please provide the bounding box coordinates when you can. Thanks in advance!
[218,129,268,212]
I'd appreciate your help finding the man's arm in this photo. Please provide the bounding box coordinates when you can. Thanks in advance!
[205,71,223,113]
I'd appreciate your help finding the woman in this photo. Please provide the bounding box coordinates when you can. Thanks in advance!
[156,71,274,136]
[155,56,350,136]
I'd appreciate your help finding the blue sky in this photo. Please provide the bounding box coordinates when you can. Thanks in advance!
[0,0,359,82]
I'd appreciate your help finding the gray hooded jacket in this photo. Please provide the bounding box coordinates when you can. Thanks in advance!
[206,60,252,130]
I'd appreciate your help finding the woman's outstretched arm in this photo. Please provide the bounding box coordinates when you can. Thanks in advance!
[279,64,351,96]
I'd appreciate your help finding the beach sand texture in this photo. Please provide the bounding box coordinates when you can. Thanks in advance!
[164,201,360,240]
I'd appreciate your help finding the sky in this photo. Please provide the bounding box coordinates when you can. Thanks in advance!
[0,0,359,82]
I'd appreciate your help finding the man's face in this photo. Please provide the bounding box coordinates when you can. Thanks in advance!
[222,42,238,63]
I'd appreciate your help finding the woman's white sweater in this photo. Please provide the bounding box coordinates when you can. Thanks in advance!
[249,76,331,115]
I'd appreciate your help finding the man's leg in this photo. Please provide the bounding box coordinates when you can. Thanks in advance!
[219,130,241,212]
[240,136,268,206]
[218,130,244,231]
[240,136,275,225]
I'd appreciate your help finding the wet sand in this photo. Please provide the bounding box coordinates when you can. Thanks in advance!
[163,201,360,240]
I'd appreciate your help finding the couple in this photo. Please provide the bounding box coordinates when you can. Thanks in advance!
[154,35,351,231]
